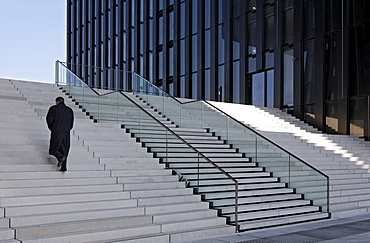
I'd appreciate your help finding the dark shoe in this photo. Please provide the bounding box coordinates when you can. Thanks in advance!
[57,156,66,167]
[59,168,67,172]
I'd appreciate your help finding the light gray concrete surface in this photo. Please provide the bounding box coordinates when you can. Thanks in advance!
[178,213,370,243]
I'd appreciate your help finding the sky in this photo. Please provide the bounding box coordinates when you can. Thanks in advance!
[0,0,66,83]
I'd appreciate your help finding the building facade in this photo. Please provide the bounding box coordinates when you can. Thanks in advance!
[67,0,370,139]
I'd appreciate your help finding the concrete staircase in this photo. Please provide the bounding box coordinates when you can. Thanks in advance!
[209,101,370,218]
[56,84,329,232]
[0,78,234,242]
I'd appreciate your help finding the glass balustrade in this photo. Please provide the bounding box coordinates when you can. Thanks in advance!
[56,60,240,231]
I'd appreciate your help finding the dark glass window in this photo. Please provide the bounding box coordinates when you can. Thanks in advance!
[192,1,197,34]
[248,0,257,11]
[350,98,364,137]
[205,69,211,100]
[349,26,364,97]
[282,0,293,45]
[303,0,315,39]
[158,0,164,10]
[248,56,257,72]
[159,50,163,80]
[325,0,342,32]
[303,40,315,104]
[303,105,315,126]
[180,39,185,75]
[205,29,211,68]
[218,65,225,101]
[180,76,186,97]
[169,47,174,77]
[218,0,224,24]
[325,34,338,101]
[265,51,274,69]
[192,34,198,72]
[180,3,185,38]
[264,3,275,49]
[205,0,211,29]
[283,48,294,107]
[266,70,274,107]
[149,19,154,50]
[233,18,240,60]
[158,15,163,45]
[350,0,370,25]
[326,102,339,134]
[233,61,240,103]
[149,52,153,81]
[192,73,198,99]
[218,24,225,64]
[169,11,174,41]
[232,0,240,19]
[247,10,257,55]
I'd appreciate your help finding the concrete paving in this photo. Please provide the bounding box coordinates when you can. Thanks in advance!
[179,213,370,243]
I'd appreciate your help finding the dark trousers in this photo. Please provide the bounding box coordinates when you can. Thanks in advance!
[49,132,70,170]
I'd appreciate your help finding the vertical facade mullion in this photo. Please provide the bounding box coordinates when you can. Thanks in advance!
[209,0,218,101]
[162,0,169,92]
[67,0,72,65]
[184,0,191,98]
[293,0,303,118]
[196,0,204,99]
[142,1,149,79]
[313,0,325,131]
[239,2,247,104]
[173,0,181,97]
[152,0,158,88]
[133,0,140,74]
[223,0,232,102]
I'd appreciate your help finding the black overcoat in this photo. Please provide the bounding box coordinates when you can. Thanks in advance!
[46,102,74,157]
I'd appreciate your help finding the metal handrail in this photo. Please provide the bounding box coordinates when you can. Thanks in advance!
[56,60,241,231]
[57,60,330,215]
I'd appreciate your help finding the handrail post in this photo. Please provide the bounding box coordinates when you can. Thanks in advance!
[235,182,239,233]
[55,60,60,85]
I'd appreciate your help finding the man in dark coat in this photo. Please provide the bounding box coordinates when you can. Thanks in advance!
[46,97,74,171]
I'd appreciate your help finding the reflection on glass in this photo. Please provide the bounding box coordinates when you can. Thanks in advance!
[248,11,257,55]
[248,56,257,73]
[349,26,364,97]
[233,61,240,103]
[325,102,338,134]
[350,99,364,137]
[325,34,338,100]
[205,30,211,68]
[180,76,186,98]
[264,4,275,49]
[192,1,197,34]
[218,24,225,64]
[283,0,293,44]
[266,70,274,107]
[180,3,185,38]
[218,65,225,101]
[303,0,315,39]
[233,18,240,60]
[283,49,294,107]
[205,0,211,29]
[192,34,198,72]
[252,72,265,107]
[303,40,315,104]
[205,69,211,100]
[180,40,186,75]
[192,73,198,99]
[303,105,315,126]
[265,52,274,68]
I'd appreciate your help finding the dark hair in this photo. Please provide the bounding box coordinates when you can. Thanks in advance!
[55,97,64,103]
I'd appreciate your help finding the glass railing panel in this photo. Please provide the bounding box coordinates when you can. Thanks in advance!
[288,156,329,212]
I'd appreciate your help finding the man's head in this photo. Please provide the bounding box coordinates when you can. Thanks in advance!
[55,97,64,105]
